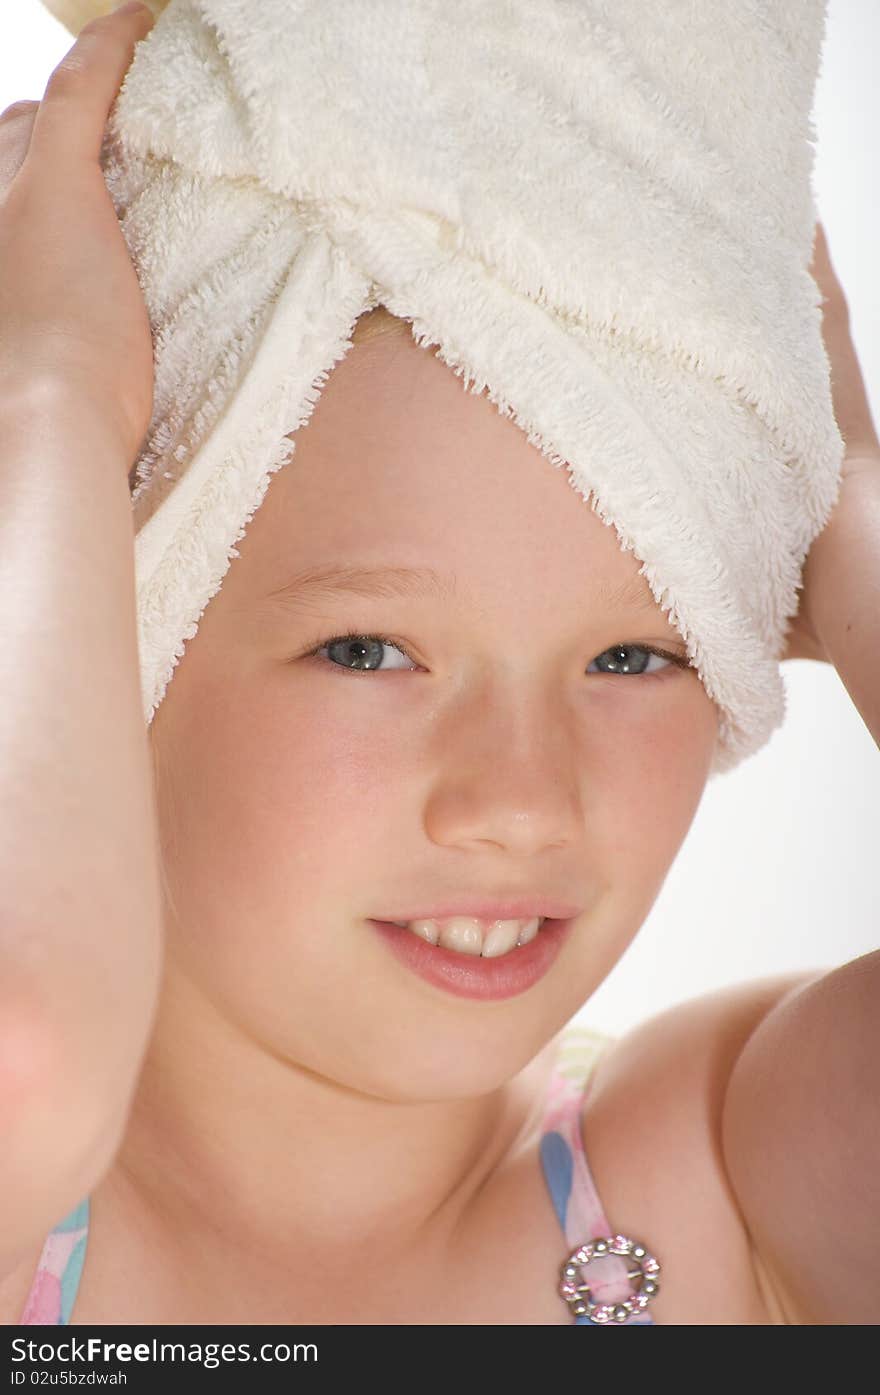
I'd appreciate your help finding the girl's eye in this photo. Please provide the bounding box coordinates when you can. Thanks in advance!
[588,643,690,678]
[306,633,417,672]
[304,633,691,677]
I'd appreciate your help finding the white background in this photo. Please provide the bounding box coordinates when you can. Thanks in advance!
[1,1,877,1035]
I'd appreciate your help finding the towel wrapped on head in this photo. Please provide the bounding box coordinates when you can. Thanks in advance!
[38,0,845,776]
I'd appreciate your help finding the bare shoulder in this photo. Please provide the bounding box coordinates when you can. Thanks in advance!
[579,971,823,1325]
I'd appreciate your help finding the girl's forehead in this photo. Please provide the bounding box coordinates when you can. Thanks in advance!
[218,328,666,624]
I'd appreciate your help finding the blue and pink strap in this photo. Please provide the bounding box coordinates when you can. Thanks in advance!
[539,1027,657,1325]
[19,1196,89,1325]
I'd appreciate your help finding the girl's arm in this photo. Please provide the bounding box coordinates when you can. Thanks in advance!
[0,7,163,1276]
[720,225,879,1325]
[0,391,164,1275]
[720,948,879,1324]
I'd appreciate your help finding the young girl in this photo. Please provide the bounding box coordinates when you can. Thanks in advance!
[0,5,877,1327]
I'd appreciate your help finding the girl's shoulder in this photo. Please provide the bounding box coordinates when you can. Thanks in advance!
[563,973,817,1324]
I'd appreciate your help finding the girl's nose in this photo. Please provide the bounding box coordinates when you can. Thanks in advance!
[423,703,583,857]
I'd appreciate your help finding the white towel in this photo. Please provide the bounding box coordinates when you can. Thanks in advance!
[38,0,844,776]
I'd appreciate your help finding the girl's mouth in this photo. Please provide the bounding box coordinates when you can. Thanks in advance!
[388,914,546,955]
[367,915,575,1000]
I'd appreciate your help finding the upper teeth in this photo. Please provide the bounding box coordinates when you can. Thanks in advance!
[391,916,545,957]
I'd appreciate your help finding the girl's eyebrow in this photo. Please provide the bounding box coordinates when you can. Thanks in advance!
[264,564,459,609]
[263,564,661,614]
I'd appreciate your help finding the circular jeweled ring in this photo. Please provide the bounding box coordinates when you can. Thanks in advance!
[558,1234,661,1324]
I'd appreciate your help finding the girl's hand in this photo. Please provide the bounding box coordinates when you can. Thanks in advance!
[781,221,880,663]
[0,2,156,467]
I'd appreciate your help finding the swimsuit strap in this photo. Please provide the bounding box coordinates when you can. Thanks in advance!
[539,1025,656,1325]
[19,1197,90,1325]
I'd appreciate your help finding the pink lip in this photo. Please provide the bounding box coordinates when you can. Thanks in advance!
[376,900,582,922]
[367,917,575,1001]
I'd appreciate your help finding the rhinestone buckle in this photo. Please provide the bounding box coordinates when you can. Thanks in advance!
[558,1234,661,1324]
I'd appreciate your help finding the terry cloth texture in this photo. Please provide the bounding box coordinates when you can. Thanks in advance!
[38,0,845,776]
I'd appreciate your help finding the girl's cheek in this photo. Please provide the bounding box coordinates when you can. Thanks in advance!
[592,710,714,869]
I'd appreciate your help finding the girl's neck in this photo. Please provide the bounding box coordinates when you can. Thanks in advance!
[110,964,559,1272]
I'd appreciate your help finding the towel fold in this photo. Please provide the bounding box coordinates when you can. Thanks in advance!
[37,0,844,775]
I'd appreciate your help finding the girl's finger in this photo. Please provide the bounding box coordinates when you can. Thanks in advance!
[810,222,879,454]
[25,4,155,171]
[810,221,848,317]
[0,103,39,196]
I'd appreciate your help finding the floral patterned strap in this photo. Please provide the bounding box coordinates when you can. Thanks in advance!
[19,1197,90,1325]
[539,1026,656,1325]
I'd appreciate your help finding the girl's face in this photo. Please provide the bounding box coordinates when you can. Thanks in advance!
[149,324,719,1100]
